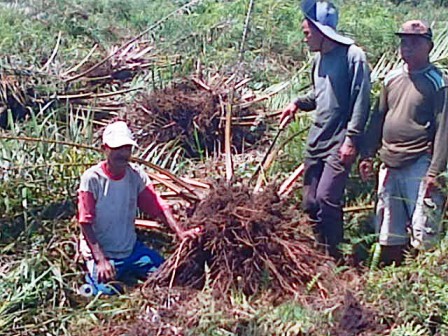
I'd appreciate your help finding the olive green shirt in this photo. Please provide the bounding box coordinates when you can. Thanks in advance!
[363,64,448,177]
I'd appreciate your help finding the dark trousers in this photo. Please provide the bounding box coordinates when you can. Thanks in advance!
[302,155,351,257]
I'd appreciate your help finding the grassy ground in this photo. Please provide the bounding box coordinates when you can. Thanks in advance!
[2,0,448,335]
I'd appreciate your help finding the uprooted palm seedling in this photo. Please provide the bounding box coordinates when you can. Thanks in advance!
[0,38,178,128]
[145,181,338,298]
[126,73,274,157]
[90,182,386,336]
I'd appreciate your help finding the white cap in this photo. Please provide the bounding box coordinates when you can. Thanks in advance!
[102,121,138,148]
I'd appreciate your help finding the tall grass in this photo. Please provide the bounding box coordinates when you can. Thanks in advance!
[0,105,189,335]
[364,240,448,334]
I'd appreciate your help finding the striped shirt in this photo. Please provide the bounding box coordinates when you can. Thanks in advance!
[363,64,448,177]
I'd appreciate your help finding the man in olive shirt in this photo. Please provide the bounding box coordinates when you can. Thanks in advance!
[360,20,448,265]
[280,0,371,258]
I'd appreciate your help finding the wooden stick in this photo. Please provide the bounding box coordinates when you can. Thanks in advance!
[250,126,284,186]
[191,77,212,92]
[61,45,98,77]
[223,99,234,181]
[278,163,305,197]
[151,174,210,189]
[147,172,197,202]
[234,77,251,90]
[54,87,142,100]
[343,204,375,213]
[40,31,62,72]
[254,144,280,193]
[169,239,186,289]
[135,219,165,231]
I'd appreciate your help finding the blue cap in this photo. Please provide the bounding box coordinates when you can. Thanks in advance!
[301,0,354,46]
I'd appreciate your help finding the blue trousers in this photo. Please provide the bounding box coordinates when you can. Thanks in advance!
[84,240,163,295]
[302,155,351,257]
[376,155,445,248]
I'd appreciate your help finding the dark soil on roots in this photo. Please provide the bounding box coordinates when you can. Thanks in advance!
[127,80,265,157]
[88,182,389,336]
[332,291,388,336]
[146,181,336,297]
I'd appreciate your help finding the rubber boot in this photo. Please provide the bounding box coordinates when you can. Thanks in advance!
[379,245,406,267]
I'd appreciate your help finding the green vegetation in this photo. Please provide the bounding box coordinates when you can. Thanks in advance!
[365,240,448,335]
[1,0,448,335]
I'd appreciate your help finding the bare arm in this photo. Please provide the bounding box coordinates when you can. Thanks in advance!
[156,209,198,240]
[78,190,115,282]
[280,59,316,127]
[361,85,388,159]
[138,186,200,240]
[358,85,388,181]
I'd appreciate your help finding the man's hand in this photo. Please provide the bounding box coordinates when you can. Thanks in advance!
[280,102,298,129]
[358,158,374,182]
[80,224,115,283]
[425,175,437,191]
[158,210,202,241]
[339,140,357,166]
[423,175,443,197]
[96,258,116,283]
[177,227,202,241]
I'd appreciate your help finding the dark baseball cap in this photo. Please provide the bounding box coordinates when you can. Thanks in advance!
[396,20,433,40]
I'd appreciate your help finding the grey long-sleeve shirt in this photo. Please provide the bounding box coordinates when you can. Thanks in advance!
[294,44,371,159]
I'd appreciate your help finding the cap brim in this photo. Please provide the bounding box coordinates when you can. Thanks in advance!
[104,137,138,148]
[395,32,432,40]
[309,19,354,45]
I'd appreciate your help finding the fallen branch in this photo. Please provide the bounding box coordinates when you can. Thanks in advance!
[61,45,98,77]
[40,31,62,72]
[64,0,201,83]
[278,163,305,197]
[0,134,201,201]
[343,204,375,213]
[135,219,165,231]
[251,126,285,190]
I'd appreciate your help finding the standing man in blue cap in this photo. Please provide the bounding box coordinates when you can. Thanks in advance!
[280,0,371,258]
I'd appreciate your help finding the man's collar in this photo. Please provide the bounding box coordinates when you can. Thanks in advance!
[101,161,126,180]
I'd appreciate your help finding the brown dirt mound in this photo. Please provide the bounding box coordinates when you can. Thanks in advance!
[332,291,388,336]
[88,288,388,336]
[87,183,388,336]
[145,181,336,297]
[127,80,265,157]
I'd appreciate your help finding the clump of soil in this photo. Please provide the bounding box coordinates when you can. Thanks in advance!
[333,291,388,336]
[145,181,335,297]
[88,183,389,336]
[127,79,265,157]
[0,73,34,128]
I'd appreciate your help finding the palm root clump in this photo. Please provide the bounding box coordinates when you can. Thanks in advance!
[145,181,335,297]
[89,184,387,336]
[127,79,265,157]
